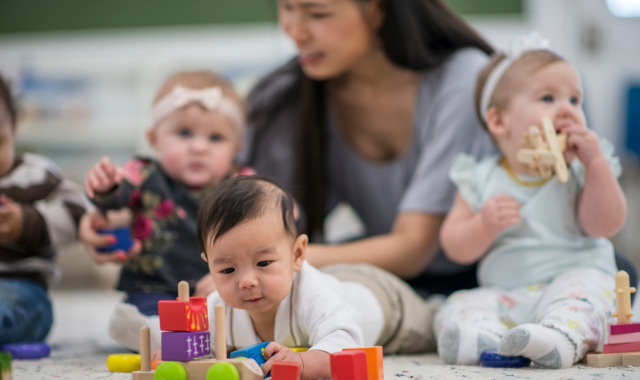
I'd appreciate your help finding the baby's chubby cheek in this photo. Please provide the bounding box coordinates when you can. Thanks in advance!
[159,150,187,177]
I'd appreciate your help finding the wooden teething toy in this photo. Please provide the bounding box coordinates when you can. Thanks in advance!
[516,117,569,183]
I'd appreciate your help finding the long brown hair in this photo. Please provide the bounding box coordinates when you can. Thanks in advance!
[248,0,493,241]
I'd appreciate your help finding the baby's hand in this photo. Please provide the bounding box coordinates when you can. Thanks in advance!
[563,126,604,169]
[85,156,125,198]
[151,349,161,361]
[262,342,303,376]
[481,194,521,236]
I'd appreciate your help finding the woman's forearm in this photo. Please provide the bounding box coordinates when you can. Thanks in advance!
[306,213,444,279]
[578,156,627,237]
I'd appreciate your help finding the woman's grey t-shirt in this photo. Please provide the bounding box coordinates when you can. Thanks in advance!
[243,47,495,275]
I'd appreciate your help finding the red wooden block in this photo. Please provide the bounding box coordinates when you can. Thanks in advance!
[158,297,208,332]
[610,323,640,335]
[330,351,368,380]
[344,347,383,380]
[604,341,640,353]
[608,332,640,344]
[272,361,301,380]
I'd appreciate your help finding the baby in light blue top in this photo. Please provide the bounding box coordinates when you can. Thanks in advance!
[451,141,620,290]
[434,34,627,369]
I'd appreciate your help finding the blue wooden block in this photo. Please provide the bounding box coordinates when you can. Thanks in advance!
[231,342,270,377]
[97,227,134,253]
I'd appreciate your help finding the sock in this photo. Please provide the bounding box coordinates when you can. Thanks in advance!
[437,322,500,365]
[499,324,575,369]
[108,302,162,351]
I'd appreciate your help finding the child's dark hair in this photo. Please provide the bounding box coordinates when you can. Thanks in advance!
[0,75,17,127]
[197,176,297,254]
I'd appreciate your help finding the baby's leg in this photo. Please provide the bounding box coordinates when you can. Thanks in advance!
[435,287,509,365]
[0,278,52,344]
[108,292,173,351]
[499,269,614,369]
[321,263,439,354]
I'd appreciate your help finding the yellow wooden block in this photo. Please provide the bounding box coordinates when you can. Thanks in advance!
[289,348,309,353]
[107,354,141,373]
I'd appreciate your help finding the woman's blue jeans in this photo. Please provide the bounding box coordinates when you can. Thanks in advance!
[0,278,53,345]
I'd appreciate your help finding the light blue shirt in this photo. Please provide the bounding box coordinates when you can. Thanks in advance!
[449,141,621,289]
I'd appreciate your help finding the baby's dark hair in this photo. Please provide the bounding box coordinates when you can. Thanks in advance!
[197,176,297,254]
[0,75,17,128]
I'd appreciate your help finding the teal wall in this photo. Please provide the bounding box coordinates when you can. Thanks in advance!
[0,0,523,35]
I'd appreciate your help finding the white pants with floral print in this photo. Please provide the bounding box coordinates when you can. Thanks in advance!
[434,268,615,360]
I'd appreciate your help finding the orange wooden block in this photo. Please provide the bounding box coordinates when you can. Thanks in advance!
[343,347,383,380]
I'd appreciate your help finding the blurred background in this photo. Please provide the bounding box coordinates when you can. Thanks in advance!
[0,0,639,290]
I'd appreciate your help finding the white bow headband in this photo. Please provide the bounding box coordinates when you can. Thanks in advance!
[152,85,245,134]
[479,33,554,121]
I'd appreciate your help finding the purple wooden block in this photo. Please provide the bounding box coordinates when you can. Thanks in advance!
[161,331,211,361]
[610,322,640,335]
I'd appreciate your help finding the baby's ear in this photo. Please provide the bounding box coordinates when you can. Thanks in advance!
[292,234,308,271]
[201,252,208,263]
[146,128,158,149]
[485,106,509,138]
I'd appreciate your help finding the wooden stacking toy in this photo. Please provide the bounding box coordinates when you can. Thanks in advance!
[587,271,640,367]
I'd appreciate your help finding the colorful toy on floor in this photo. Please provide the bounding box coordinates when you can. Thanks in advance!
[205,362,239,380]
[587,270,640,367]
[0,342,50,360]
[271,361,300,380]
[0,351,11,380]
[97,227,134,253]
[230,342,269,369]
[330,351,368,380]
[343,347,383,380]
[516,116,568,183]
[479,350,531,368]
[107,353,142,372]
[159,281,210,362]
[130,283,263,380]
[159,281,209,333]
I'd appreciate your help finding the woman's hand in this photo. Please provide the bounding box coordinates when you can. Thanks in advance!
[79,209,141,264]
[262,343,303,376]
[85,156,125,198]
[480,194,521,237]
[194,273,216,297]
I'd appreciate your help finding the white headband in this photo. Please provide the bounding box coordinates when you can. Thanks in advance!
[152,85,245,134]
[479,33,554,121]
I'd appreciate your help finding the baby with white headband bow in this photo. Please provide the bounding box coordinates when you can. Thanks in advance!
[84,71,254,351]
[434,34,626,368]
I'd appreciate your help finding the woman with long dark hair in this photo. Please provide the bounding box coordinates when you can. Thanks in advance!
[79,0,494,303]
[245,0,494,295]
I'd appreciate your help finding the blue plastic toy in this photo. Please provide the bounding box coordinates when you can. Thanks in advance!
[230,342,270,377]
[97,227,134,253]
[1,342,50,360]
[479,350,531,368]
